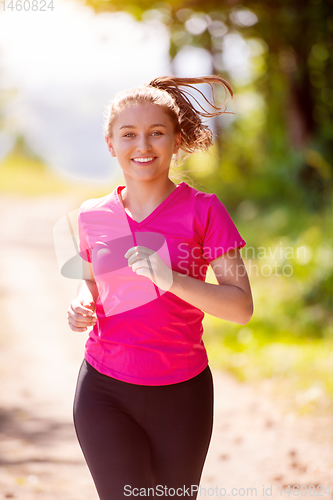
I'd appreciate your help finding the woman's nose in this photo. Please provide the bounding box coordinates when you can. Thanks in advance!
[136,134,152,152]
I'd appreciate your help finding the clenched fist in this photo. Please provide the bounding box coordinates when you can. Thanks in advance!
[67,297,97,332]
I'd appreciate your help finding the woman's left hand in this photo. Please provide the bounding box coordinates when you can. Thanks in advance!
[124,246,174,292]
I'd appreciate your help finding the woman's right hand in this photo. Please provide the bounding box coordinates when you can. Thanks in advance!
[67,297,97,332]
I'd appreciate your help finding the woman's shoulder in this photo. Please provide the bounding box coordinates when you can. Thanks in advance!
[182,182,215,199]
[78,191,114,213]
[184,183,220,211]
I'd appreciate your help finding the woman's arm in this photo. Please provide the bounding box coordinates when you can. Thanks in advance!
[77,260,99,304]
[77,279,99,306]
[169,247,253,325]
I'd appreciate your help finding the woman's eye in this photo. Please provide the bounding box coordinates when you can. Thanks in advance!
[123,133,134,138]
[152,131,163,136]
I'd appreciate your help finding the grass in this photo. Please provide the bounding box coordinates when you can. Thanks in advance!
[204,319,333,416]
[0,149,116,199]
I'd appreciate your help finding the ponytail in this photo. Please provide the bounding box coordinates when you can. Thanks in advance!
[148,76,234,153]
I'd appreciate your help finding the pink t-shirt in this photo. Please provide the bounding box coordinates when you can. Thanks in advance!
[77,181,246,385]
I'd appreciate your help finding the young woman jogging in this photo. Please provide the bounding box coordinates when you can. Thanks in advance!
[67,75,253,499]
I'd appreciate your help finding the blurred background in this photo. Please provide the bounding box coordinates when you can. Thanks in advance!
[0,0,333,497]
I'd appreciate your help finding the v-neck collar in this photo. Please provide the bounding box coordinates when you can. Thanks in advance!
[116,182,186,228]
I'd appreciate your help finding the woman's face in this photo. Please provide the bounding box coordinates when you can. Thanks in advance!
[105,103,181,183]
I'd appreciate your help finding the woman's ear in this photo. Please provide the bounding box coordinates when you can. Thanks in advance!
[105,136,116,157]
[173,132,181,154]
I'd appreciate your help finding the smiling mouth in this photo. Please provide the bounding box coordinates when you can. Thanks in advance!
[132,157,156,164]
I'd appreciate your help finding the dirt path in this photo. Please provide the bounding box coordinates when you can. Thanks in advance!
[0,194,332,500]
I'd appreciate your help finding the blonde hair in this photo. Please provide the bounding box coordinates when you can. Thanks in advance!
[103,76,234,155]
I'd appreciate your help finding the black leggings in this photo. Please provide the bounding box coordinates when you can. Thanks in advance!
[73,359,214,499]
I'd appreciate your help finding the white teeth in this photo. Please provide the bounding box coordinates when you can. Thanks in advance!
[133,157,154,163]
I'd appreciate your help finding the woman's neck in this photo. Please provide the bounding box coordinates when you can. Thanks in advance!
[120,179,178,215]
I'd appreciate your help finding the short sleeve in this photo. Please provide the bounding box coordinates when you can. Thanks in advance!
[77,206,92,263]
[201,194,246,263]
